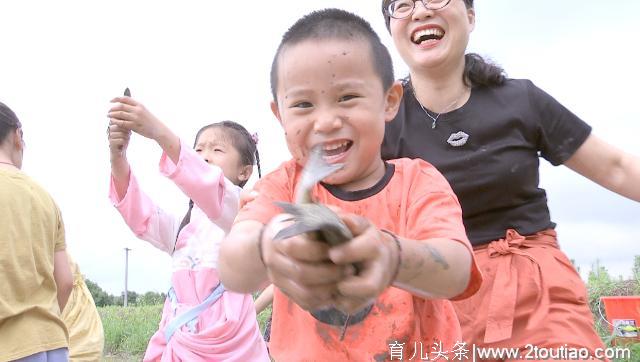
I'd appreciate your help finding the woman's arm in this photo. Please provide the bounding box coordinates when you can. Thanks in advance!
[53,250,73,311]
[564,134,640,201]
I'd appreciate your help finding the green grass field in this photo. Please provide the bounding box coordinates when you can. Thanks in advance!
[100,262,639,361]
[99,304,163,360]
[99,303,272,361]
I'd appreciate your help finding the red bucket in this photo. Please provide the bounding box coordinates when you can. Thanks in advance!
[600,296,640,346]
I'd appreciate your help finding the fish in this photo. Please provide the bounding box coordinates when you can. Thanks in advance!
[273,145,373,340]
[274,145,351,244]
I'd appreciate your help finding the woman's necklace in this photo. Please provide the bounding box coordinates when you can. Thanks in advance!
[411,85,467,129]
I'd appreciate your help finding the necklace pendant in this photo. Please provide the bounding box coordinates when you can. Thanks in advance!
[431,120,436,129]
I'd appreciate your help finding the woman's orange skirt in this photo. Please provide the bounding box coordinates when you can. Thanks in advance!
[452,229,607,361]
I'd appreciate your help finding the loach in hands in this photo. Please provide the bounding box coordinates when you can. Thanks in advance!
[274,145,352,245]
[273,145,373,340]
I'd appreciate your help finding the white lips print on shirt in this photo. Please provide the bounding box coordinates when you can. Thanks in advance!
[447,131,469,147]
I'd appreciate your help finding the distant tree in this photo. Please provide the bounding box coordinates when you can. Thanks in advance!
[138,291,166,306]
[121,291,139,306]
[85,278,168,307]
[85,278,114,307]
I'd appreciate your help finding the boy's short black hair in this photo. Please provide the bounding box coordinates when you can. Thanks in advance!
[270,8,395,101]
[0,102,21,143]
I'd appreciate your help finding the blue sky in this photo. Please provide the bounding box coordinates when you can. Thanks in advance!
[1,0,638,294]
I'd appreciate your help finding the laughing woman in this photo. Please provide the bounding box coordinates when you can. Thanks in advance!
[380,0,640,357]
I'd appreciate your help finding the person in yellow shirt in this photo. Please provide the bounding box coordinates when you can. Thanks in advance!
[0,101,73,362]
[61,254,105,362]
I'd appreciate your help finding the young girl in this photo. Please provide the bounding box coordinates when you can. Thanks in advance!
[107,95,269,361]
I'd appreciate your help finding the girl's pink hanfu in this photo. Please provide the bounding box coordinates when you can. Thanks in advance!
[110,140,268,361]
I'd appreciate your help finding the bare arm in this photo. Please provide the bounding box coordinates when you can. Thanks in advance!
[108,122,132,200]
[564,134,640,201]
[393,236,471,299]
[329,213,472,314]
[219,220,268,293]
[53,251,73,311]
[254,284,274,314]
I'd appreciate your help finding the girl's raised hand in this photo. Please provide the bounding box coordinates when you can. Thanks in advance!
[108,97,164,141]
[259,214,350,312]
[327,213,401,314]
[107,121,131,158]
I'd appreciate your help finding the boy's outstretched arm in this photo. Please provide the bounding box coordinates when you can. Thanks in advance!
[220,217,346,311]
[219,220,269,293]
[328,214,472,314]
[393,235,471,299]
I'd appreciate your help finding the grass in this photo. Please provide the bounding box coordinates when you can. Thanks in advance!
[100,260,639,360]
[99,302,271,360]
[98,304,162,360]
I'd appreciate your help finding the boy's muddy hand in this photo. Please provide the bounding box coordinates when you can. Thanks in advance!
[108,97,164,141]
[328,213,401,314]
[260,214,348,311]
[107,121,131,157]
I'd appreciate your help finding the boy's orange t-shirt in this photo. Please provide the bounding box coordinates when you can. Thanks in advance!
[237,158,482,361]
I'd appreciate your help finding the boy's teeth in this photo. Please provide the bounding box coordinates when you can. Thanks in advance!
[324,141,349,151]
[412,28,444,43]
[322,141,351,157]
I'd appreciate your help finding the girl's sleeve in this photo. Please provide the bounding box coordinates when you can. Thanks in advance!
[159,139,239,232]
[109,171,177,254]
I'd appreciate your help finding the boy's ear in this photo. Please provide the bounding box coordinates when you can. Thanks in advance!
[384,81,404,123]
[270,101,283,126]
[238,164,253,183]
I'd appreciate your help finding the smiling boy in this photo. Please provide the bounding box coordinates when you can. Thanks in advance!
[219,9,481,361]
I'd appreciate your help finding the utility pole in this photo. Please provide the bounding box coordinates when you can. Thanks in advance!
[124,247,131,307]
